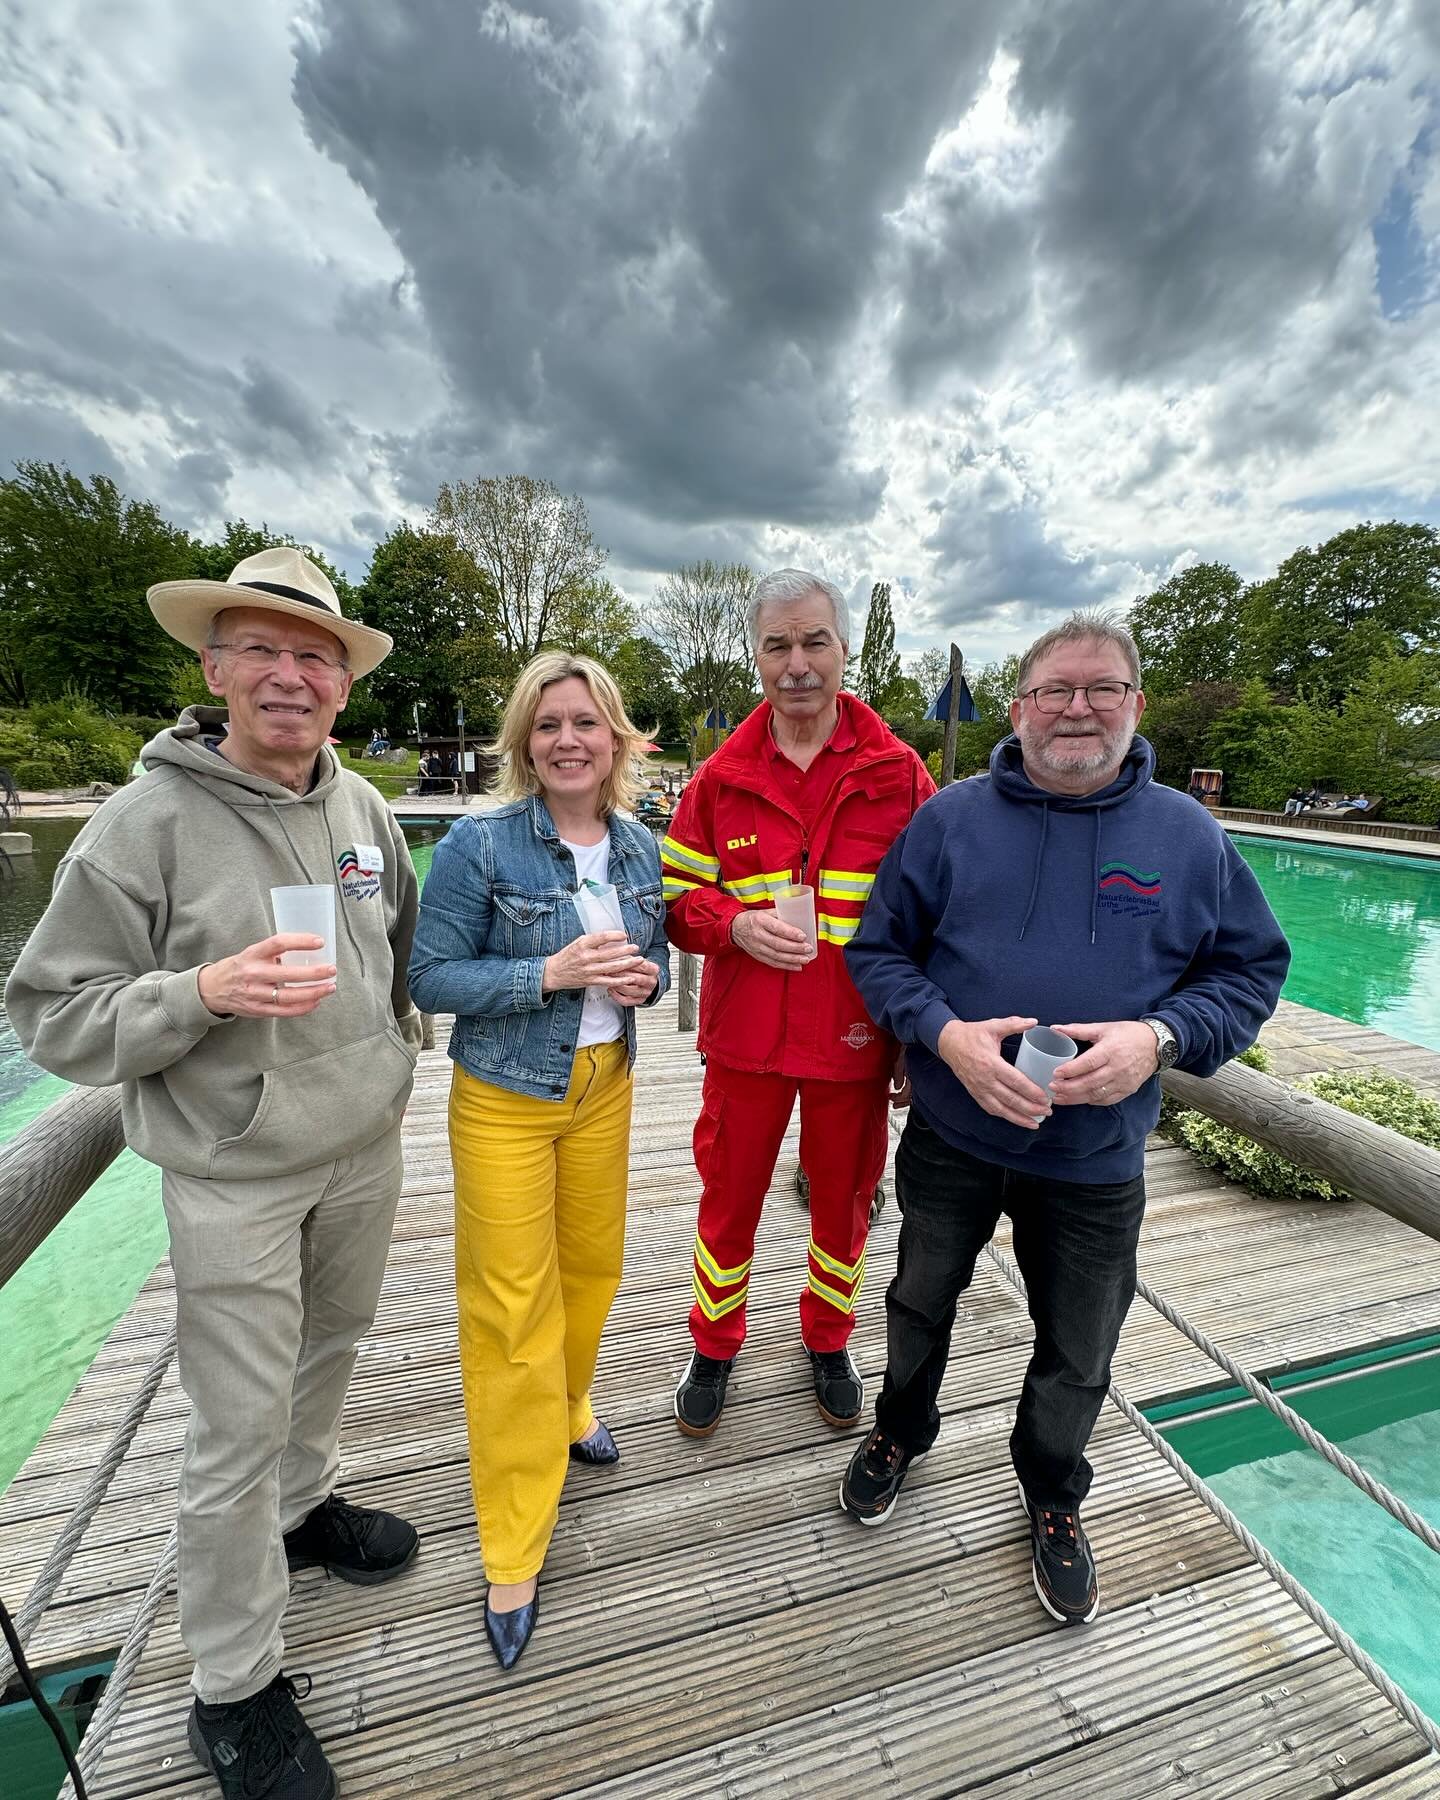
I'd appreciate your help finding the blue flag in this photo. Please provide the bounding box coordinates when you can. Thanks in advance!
[925,674,979,723]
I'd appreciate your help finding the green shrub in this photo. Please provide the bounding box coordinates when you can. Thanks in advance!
[15,750,75,789]
[1172,1065,1440,1202]
[27,695,141,785]
[1158,1041,1268,1135]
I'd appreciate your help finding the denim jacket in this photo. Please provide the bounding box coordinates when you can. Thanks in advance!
[408,796,671,1100]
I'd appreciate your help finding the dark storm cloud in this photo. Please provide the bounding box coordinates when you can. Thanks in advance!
[922,463,1112,629]
[0,395,122,486]
[292,0,1008,534]
[1010,0,1355,379]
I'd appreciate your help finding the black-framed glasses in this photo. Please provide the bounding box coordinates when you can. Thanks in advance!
[1019,680,1136,715]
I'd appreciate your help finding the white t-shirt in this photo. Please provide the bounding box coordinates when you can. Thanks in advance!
[562,835,626,1047]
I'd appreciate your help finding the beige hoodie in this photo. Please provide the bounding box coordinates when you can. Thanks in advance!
[6,706,422,1179]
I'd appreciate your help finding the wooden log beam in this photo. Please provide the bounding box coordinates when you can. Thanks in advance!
[1162,1061,1440,1243]
[677,952,699,1033]
[0,1085,126,1289]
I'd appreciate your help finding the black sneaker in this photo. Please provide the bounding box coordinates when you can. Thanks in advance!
[189,1672,335,1800]
[838,1425,926,1526]
[674,1351,734,1437]
[283,1493,418,1586]
[807,1346,864,1427]
[1018,1478,1099,1623]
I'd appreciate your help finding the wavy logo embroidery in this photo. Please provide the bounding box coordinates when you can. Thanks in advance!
[336,847,381,901]
[1098,860,1162,897]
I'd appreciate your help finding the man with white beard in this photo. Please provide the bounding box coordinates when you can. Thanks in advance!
[836,612,1289,1626]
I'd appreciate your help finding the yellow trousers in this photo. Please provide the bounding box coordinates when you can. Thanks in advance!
[450,1042,632,1583]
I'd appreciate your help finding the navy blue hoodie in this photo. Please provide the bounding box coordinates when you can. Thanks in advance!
[846,734,1290,1184]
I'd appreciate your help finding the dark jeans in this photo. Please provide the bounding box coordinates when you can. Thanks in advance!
[874,1112,1146,1509]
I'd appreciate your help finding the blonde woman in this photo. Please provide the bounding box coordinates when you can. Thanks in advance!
[409,653,670,1670]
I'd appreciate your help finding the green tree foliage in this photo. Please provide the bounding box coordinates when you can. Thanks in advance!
[1128,563,1244,696]
[432,474,605,667]
[189,519,353,598]
[858,581,903,711]
[1139,681,1243,789]
[0,462,194,711]
[645,560,754,763]
[1241,522,1440,705]
[610,634,686,743]
[547,575,637,663]
[1198,679,1299,808]
[909,647,948,706]
[354,523,500,736]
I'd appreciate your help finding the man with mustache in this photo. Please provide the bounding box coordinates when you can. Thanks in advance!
[836,613,1289,1626]
[662,568,934,1438]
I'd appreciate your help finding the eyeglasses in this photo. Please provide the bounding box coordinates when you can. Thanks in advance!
[1019,680,1136,715]
[213,642,349,676]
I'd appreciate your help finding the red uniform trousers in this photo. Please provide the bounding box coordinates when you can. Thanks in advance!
[688,1060,890,1359]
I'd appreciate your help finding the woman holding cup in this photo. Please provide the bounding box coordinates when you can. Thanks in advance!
[408,652,669,1672]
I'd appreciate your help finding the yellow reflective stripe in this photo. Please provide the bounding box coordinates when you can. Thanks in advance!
[723,868,792,896]
[809,1238,865,1283]
[693,1271,749,1320]
[694,1234,753,1289]
[662,876,700,900]
[662,835,721,879]
[808,1268,865,1313]
[817,869,875,900]
[817,912,861,944]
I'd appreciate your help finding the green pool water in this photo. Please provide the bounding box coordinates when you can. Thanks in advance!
[1160,1349,1440,1729]
[1233,835,1440,1053]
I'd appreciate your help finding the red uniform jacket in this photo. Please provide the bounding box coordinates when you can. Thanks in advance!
[662,695,935,1082]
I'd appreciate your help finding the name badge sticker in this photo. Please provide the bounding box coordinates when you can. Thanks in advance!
[354,843,385,875]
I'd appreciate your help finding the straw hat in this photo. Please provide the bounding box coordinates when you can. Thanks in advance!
[147,547,392,678]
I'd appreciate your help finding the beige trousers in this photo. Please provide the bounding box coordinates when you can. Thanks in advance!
[161,1125,403,1702]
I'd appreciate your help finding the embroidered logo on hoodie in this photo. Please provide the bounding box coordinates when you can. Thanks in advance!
[1097,861,1162,917]
[337,847,382,902]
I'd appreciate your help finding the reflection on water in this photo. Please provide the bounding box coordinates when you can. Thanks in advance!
[1235,836,1440,1053]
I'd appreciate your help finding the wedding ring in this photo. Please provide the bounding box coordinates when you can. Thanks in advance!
[272,984,280,1006]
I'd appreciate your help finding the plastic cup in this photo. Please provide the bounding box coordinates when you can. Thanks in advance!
[1013,1025,1078,1121]
[573,880,629,993]
[270,884,336,976]
[773,883,817,954]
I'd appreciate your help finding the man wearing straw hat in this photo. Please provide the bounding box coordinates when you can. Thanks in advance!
[8,547,424,1800]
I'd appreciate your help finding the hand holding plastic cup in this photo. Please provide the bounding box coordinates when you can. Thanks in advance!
[270,885,336,983]
[1013,1025,1078,1122]
[574,880,634,992]
[772,883,818,957]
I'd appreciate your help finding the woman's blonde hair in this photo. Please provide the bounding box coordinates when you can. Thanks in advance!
[491,650,649,816]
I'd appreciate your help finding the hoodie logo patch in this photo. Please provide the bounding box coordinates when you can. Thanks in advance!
[337,847,382,902]
[1098,861,1161,917]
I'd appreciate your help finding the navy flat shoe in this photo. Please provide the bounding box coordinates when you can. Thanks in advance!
[484,1587,539,1672]
[569,1420,620,1466]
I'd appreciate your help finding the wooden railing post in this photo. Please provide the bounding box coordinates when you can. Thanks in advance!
[0,1086,127,1288]
[1162,1061,1440,1243]
[678,952,698,1032]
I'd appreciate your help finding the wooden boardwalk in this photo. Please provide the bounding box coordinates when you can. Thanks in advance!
[4,993,1440,1795]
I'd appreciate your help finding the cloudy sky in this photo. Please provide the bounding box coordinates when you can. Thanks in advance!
[3,0,1438,667]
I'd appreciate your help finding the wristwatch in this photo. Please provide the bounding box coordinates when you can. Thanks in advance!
[1142,1017,1180,1069]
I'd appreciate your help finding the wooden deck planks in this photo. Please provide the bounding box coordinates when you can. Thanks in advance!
[3,991,1438,1795]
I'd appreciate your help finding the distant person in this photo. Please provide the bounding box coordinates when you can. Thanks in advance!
[418,749,442,795]
[409,653,669,1673]
[1282,788,1306,815]
[1340,793,1369,812]
[662,567,934,1440]
[7,548,422,1800]
[837,611,1289,1628]
[446,749,462,795]
[366,726,390,758]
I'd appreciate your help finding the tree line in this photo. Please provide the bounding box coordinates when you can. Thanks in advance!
[1,458,1436,818]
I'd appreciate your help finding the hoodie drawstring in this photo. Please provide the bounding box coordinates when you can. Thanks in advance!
[1018,804,1049,942]
[1090,812,1101,946]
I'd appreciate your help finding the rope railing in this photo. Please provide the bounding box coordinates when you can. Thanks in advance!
[0,1324,177,1690]
[983,1241,1440,1758]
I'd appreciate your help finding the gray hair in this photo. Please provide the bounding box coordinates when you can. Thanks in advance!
[747,567,850,653]
[1015,610,1141,695]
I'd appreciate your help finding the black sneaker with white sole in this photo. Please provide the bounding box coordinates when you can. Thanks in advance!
[674,1350,734,1437]
[189,1672,335,1800]
[1018,1478,1099,1623]
[806,1346,864,1427]
[838,1425,926,1526]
